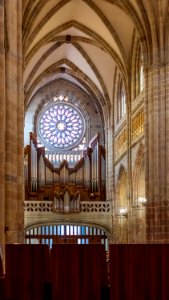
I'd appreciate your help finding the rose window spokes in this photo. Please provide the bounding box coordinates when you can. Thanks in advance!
[38,102,85,150]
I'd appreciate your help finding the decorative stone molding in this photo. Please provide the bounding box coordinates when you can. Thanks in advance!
[24,200,112,214]
[80,201,112,213]
[114,127,127,161]
[24,201,53,212]
[131,107,144,142]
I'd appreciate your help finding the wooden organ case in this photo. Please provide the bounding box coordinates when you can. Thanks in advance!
[24,132,106,210]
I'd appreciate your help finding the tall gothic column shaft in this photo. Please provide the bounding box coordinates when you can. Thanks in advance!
[145,63,168,242]
[5,0,24,243]
[106,125,114,202]
[0,0,5,261]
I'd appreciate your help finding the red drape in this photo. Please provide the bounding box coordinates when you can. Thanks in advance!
[5,244,51,300]
[51,244,108,300]
[4,243,169,300]
[0,246,4,300]
[109,244,169,300]
[0,246,3,276]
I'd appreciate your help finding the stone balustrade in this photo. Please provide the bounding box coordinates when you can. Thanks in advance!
[24,200,112,214]
[80,201,112,213]
[24,201,53,212]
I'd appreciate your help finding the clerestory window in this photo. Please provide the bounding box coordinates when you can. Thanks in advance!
[117,78,126,123]
[140,54,144,92]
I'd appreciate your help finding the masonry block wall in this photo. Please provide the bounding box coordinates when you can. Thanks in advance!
[0,0,24,263]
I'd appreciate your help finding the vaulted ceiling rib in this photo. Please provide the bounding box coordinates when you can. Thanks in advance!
[23,0,152,119]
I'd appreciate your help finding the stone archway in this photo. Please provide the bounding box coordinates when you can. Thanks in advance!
[131,143,146,243]
[133,143,145,205]
[115,165,128,243]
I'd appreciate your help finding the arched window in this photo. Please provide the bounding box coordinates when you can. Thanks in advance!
[25,224,109,250]
[135,45,144,95]
[139,54,144,92]
[117,78,126,123]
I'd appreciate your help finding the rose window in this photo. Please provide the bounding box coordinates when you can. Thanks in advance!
[38,102,85,150]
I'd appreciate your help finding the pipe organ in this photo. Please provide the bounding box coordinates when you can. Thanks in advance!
[24,133,106,206]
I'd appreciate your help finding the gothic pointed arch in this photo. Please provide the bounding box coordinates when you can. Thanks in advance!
[133,143,145,206]
[116,164,128,210]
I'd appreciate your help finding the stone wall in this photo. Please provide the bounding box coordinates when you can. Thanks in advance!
[0,0,24,263]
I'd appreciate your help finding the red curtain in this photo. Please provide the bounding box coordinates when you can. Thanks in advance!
[78,244,108,300]
[5,244,108,300]
[109,244,169,300]
[4,243,169,300]
[51,244,80,300]
[51,244,108,300]
[0,247,4,300]
[5,244,51,300]
[161,245,169,300]
[0,246,3,276]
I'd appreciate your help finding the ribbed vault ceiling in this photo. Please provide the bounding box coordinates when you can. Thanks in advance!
[23,0,167,117]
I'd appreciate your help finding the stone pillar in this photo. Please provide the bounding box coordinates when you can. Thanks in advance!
[166,63,169,240]
[5,0,24,243]
[145,62,168,242]
[0,0,5,264]
[105,125,114,202]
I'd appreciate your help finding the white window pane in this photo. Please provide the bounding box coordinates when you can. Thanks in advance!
[70,226,73,235]
[58,226,61,235]
[61,225,64,235]
[105,239,109,251]
[54,226,57,235]
[50,239,53,249]
[66,225,69,235]
[46,226,49,235]
[30,239,39,245]
[50,226,53,235]
[74,226,77,235]
[78,226,81,235]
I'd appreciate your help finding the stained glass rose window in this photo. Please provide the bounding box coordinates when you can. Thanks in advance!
[38,102,85,150]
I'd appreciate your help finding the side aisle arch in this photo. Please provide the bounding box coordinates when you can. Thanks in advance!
[133,143,145,206]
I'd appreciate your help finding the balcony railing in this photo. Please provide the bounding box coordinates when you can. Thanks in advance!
[80,201,111,213]
[24,200,112,214]
[24,201,53,212]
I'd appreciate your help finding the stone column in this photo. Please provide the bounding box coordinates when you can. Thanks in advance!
[145,62,168,242]
[166,63,169,240]
[0,0,5,264]
[105,125,114,202]
[5,0,24,243]
[105,124,115,243]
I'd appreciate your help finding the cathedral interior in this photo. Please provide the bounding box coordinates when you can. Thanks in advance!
[1,0,169,299]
